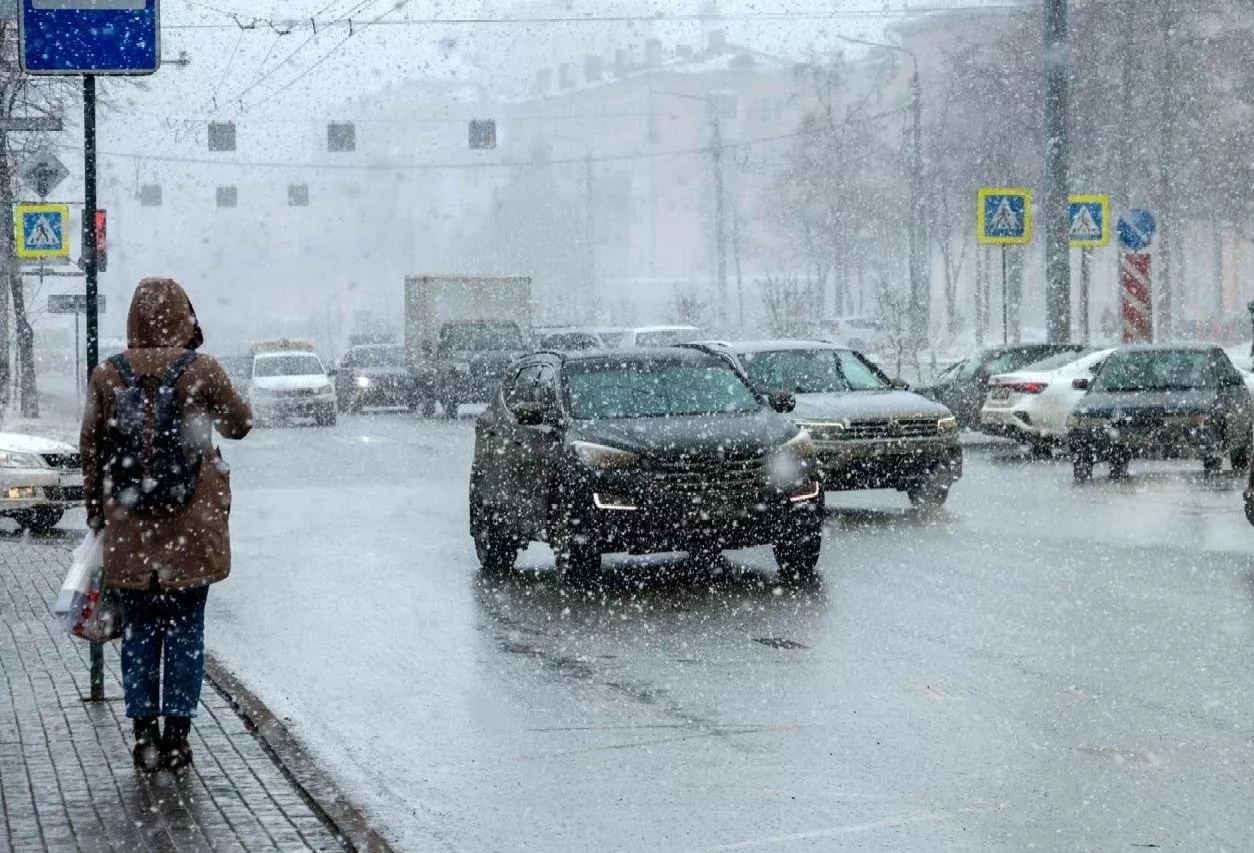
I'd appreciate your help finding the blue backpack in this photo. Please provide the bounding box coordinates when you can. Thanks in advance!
[106,352,202,515]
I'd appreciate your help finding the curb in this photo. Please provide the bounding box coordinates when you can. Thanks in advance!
[203,654,396,853]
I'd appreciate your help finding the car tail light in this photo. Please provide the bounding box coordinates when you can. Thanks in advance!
[1008,382,1048,394]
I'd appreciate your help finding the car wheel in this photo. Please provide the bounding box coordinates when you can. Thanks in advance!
[1072,453,1093,483]
[420,399,437,419]
[470,499,520,575]
[18,508,63,535]
[1232,445,1251,471]
[1204,456,1224,472]
[315,407,337,427]
[443,400,458,420]
[773,527,821,582]
[907,481,950,511]
[1109,454,1130,479]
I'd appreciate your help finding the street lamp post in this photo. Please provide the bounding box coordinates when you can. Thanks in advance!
[1246,300,1254,359]
[652,89,729,328]
[835,36,924,347]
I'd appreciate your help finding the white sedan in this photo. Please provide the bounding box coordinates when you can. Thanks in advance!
[979,348,1116,456]
[0,433,83,532]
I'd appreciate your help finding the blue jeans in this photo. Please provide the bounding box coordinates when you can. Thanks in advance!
[118,585,209,719]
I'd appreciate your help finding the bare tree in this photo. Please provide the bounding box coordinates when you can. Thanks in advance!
[757,273,816,338]
[0,20,76,417]
[873,273,927,380]
[672,284,710,328]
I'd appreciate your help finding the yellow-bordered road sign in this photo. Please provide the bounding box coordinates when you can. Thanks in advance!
[15,203,68,258]
[1067,194,1110,247]
[977,187,1032,245]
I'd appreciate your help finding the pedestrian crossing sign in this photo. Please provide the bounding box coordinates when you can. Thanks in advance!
[1067,194,1109,247]
[15,203,68,258]
[977,188,1032,245]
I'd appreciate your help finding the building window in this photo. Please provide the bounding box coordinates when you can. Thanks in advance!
[216,186,238,208]
[288,184,310,206]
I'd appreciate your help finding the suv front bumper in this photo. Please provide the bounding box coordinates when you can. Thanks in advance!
[563,480,824,555]
[1068,424,1224,461]
[815,438,962,491]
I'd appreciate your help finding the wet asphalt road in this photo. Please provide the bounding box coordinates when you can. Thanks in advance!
[195,411,1254,851]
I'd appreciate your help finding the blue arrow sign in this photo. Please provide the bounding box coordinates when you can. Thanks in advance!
[19,0,160,76]
[1116,208,1156,251]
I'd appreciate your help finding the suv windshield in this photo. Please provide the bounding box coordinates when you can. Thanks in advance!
[740,349,889,393]
[567,364,760,419]
[1094,351,1217,392]
[441,323,524,351]
[254,354,324,378]
[352,346,404,368]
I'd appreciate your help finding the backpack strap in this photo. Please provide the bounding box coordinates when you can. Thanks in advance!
[108,354,138,387]
[160,351,199,389]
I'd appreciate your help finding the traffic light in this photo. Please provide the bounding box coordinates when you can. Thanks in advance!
[94,210,107,272]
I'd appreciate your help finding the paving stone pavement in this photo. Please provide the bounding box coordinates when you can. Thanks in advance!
[0,532,349,852]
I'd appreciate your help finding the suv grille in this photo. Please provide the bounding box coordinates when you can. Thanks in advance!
[844,418,939,441]
[647,453,766,494]
[42,453,81,470]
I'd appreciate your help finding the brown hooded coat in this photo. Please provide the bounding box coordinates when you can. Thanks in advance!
[80,278,252,591]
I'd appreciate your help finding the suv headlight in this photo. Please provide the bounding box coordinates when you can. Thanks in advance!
[355,375,371,389]
[0,450,43,468]
[572,441,639,469]
[937,415,958,432]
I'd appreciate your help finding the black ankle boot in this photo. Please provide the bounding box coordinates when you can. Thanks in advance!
[162,716,194,773]
[132,717,161,772]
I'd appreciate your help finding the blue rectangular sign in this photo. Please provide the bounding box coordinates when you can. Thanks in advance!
[19,0,159,75]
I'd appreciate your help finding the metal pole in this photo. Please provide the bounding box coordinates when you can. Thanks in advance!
[711,106,728,327]
[83,75,104,704]
[1080,246,1092,342]
[584,151,596,321]
[74,310,80,408]
[1043,0,1071,342]
[1001,246,1009,345]
[909,67,925,347]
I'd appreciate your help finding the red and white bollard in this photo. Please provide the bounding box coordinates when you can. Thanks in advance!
[1121,251,1153,342]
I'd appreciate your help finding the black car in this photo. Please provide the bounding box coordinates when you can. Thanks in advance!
[700,341,962,509]
[334,344,418,412]
[435,321,530,419]
[1068,344,1254,481]
[468,348,825,580]
[920,344,1088,428]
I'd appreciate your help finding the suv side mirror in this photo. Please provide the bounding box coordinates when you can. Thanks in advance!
[514,402,562,427]
[1072,377,1091,391]
[768,390,796,413]
[891,378,910,390]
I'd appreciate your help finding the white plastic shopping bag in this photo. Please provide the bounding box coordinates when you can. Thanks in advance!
[54,530,103,623]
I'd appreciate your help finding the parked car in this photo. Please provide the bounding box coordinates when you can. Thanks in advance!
[917,344,1089,428]
[616,325,704,348]
[248,341,337,427]
[469,347,825,581]
[537,328,608,351]
[1068,344,1254,481]
[334,343,418,412]
[702,340,961,509]
[822,315,885,352]
[980,348,1115,455]
[0,433,83,533]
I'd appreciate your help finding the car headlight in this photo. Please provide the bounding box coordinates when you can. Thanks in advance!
[795,420,845,441]
[572,441,639,469]
[355,376,371,389]
[937,415,958,432]
[0,451,43,468]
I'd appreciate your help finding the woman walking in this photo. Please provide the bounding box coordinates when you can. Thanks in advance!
[80,277,252,772]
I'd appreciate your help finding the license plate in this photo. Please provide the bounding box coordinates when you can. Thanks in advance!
[989,387,1011,401]
[885,441,912,455]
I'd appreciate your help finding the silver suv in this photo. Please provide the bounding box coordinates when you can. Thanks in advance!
[697,341,963,509]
